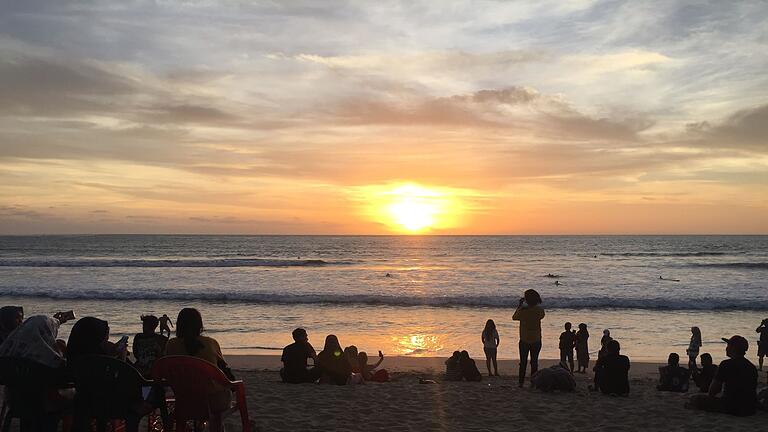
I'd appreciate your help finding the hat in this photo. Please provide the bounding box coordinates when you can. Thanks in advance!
[721,335,749,354]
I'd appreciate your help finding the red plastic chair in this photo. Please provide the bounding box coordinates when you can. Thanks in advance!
[151,356,251,432]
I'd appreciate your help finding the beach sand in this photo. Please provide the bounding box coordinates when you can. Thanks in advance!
[222,355,767,432]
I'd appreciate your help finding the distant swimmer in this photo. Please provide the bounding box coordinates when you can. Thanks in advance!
[385,273,392,278]
[594,255,598,258]
[659,276,680,282]
[555,280,564,286]
[544,274,561,278]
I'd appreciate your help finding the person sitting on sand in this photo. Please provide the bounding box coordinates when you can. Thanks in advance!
[691,353,718,393]
[598,329,613,360]
[459,350,482,382]
[687,326,702,369]
[513,289,545,387]
[359,350,389,382]
[592,340,630,396]
[559,322,576,372]
[481,319,499,376]
[687,335,757,416]
[575,323,590,373]
[158,314,173,338]
[531,362,576,392]
[132,315,168,377]
[165,308,235,380]
[0,306,24,346]
[444,351,462,381]
[756,318,768,371]
[317,335,351,385]
[657,353,690,392]
[280,327,320,384]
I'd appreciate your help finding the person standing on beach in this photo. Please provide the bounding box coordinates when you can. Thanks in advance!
[756,318,768,371]
[687,326,702,369]
[512,289,545,387]
[481,319,500,376]
[575,323,590,373]
[559,322,576,372]
[159,313,173,337]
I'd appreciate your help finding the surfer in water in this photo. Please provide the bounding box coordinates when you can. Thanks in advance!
[659,276,681,282]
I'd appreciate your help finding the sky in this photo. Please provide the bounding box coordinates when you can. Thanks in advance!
[1,0,766,235]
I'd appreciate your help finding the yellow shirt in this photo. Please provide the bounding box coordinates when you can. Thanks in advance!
[165,336,225,366]
[512,305,545,343]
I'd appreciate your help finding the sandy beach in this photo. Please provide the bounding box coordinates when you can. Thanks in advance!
[223,355,767,431]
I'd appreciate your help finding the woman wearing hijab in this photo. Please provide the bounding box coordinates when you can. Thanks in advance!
[0,306,24,345]
[317,335,351,385]
[66,317,111,363]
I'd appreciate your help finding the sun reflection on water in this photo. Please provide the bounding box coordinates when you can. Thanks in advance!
[394,333,445,356]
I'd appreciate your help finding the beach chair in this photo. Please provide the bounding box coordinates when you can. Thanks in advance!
[70,355,164,432]
[151,356,251,432]
[0,356,71,432]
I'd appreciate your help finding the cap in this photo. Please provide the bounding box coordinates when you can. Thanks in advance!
[721,335,749,354]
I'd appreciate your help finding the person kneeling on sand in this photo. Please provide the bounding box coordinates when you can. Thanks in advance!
[280,327,321,384]
[592,340,630,396]
[317,335,351,385]
[459,350,482,382]
[444,351,462,381]
[657,353,690,392]
[531,362,576,392]
[691,353,718,393]
[687,335,757,416]
[359,350,389,382]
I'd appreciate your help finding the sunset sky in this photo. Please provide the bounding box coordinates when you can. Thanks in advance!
[1,1,766,234]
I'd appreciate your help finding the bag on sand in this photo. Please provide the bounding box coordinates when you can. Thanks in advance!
[531,364,576,392]
[370,369,389,382]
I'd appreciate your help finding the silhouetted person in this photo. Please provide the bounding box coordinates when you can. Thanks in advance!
[756,318,768,371]
[559,322,576,372]
[280,327,321,383]
[598,329,613,360]
[687,326,702,369]
[592,340,630,395]
[0,305,24,345]
[166,308,234,379]
[159,313,173,337]
[132,315,168,377]
[359,350,388,382]
[317,334,351,385]
[575,323,590,373]
[688,335,757,416]
[691,353,718,393]
[444,351,462,381]
[513,289,545,387]
[67,316,126,362]
[459,350,482,382]
[482,319,499,376]
[657,353,690,392]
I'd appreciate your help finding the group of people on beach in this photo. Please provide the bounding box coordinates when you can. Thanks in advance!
[279,328,388,385]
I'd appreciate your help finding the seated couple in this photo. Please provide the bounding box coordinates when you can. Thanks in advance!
[444,350,482,382]
[280,328,388,385]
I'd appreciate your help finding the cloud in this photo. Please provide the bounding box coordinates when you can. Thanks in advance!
[685,104,768,152]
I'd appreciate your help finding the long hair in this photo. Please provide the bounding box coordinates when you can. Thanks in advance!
[524,289,542,306]
[176,308,204,355]
[691,326,702,345]
[67,317,109,361]
[323,334,342,355]
[483,319,496,340]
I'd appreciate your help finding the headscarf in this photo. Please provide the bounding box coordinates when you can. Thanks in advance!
[67,317,109,362]
[0,306,24,343]
[0,315,64,368]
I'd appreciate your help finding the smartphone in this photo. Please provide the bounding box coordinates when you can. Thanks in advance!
[59,310,76,321]
[116,335,129,351]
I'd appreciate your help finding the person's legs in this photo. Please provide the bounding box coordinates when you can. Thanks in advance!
[689,354,698,370]
[518,340,530,387]
[530,341,542,376]
[759,354,764,371]
[567,350,574,372]
[491,350,499,376]
[484,347,492,376]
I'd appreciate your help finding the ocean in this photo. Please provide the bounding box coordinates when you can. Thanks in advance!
[1,235,766,361]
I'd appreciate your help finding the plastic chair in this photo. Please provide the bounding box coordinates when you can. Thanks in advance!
[151,356,251,432]
[0,357,70,432]
[70,356,162,432]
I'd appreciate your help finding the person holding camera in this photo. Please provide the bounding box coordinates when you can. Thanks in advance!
[756,318,768,371]
[512,289,545,387]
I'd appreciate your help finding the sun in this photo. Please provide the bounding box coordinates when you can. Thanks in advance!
[359,183,462,233]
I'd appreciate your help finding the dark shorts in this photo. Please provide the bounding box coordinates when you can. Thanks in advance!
[483,347,497,358]
[759,341,767,357]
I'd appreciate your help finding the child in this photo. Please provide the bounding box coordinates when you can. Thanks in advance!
[686,326,702,369]
[575,323,590,373]
[481,319,500,376]
[359,350,389,382]
[132,315,168,377]
[559,322,576,372]
[444,351,462,381]
[756,318,768,371]
[598,329,612,360]
[459,350,482,382]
